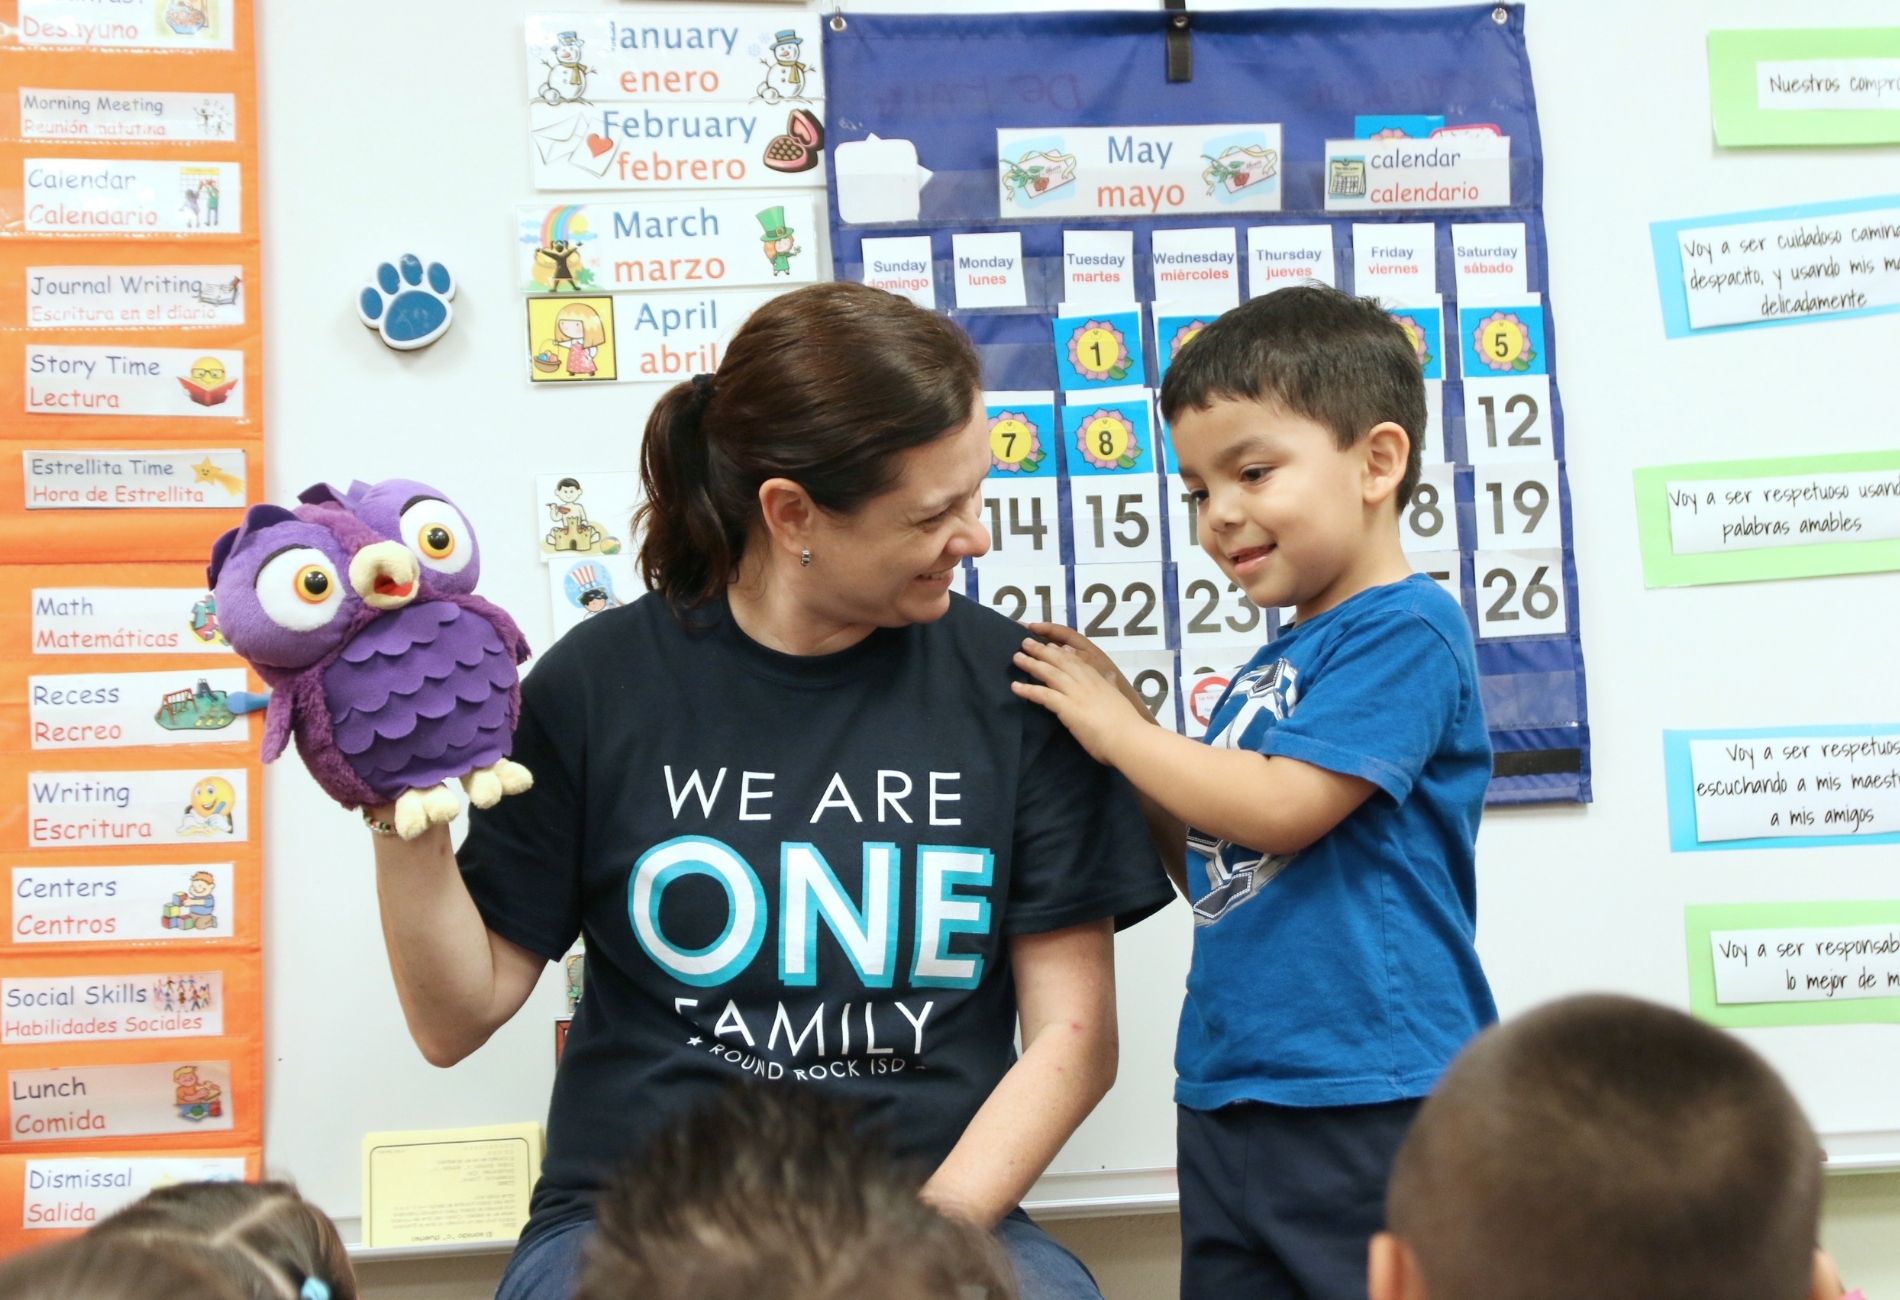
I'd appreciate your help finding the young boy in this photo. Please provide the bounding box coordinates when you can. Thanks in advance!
[1013,283,1495,1299]
[1372,994,1846,1300]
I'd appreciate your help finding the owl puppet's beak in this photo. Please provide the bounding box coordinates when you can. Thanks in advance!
[350,541,421,611]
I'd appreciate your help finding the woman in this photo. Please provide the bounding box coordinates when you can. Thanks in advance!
[369,283,1172,1299]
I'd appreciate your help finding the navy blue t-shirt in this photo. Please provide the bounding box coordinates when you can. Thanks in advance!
[1175,574,1497,1110]
[459,593,1172,1246]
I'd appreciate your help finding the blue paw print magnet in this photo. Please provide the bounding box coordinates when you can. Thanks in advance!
[358,254,455,350]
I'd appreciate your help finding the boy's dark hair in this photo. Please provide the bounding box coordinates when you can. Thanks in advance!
[1387,994,1823,1300]
[0,1233,244,1300]
[1158,282,1426,507]
[90,1179,356,1300]
[556,477,582,492]
[576,1084,1016,1300]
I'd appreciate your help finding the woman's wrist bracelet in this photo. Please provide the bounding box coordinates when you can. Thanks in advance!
[362,809,398,837]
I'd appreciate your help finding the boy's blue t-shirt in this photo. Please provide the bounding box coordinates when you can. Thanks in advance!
[1175,573,1497,1110]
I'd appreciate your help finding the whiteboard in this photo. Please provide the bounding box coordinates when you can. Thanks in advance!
[255,0,1900,1243]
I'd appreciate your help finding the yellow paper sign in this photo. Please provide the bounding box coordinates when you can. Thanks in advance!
[361,1122,542,1248]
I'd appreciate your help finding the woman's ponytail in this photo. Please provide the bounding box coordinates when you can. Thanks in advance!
[636,374,746,608]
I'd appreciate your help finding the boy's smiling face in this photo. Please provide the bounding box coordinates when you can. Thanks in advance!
[1173,396,1399,621]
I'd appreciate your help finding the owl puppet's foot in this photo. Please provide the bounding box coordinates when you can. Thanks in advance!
[392,782,465,839]
[461,759,533,809]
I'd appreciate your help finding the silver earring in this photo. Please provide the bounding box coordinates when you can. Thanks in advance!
[800,548,811,568]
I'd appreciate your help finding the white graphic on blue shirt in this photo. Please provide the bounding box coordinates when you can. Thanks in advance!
[1191,659,1298,927]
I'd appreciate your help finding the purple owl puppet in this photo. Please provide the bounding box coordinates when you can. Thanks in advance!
[206,479,533,839]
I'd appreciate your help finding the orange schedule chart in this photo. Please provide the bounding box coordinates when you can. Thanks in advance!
[0,0,265,1251]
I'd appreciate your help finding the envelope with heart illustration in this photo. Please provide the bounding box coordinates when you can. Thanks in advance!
[568,129,620,179]
[531,112,586,165]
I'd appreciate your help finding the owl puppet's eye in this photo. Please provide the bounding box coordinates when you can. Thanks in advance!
[255,546,344,631]
[399,498,473,575]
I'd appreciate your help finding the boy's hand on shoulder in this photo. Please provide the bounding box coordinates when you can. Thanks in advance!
[1012,634,1151,766]
[1025,622,1149,714]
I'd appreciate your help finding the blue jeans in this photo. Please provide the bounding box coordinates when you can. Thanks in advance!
[496,1206,1101,1300]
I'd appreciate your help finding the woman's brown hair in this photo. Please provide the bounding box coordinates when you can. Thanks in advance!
[636,281,982,608]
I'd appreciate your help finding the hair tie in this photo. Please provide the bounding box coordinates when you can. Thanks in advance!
[300,1278,331,1300]
[690,372,716,404]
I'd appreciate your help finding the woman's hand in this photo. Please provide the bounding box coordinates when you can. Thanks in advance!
[1012,634,1149,767]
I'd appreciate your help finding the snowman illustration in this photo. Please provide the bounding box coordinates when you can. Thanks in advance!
[755,29,813,104]
[537,31,594,106]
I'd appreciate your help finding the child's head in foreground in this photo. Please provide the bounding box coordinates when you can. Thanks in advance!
[576,1083,1016,1300]
[88,1178,355,1300]
[1158,283,1425,617]
[0,1232,244,1300]
[1372,994,1833,1300]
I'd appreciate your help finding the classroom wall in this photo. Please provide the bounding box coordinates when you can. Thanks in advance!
[241,0,1900,1292]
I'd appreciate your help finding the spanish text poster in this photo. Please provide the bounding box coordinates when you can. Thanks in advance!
[515,198,817,293]
[534,470,641,561]
[1450,222,1527,297]
[1686,901,1900,1029]
[26,585,232,656]
[1246,224,1335,297]
[21,449,248,509]
[996,124,1282,219]
[525,11,824,102]
[19,90,237,143]
[16,0,235,50]
[14,1154,248,1235]
[3,965,229,1045]
[25,264,246,330]
[1062,230,1135,308]
[860,235,935,308]
[951,232,1026,309]
[1650,194,1900,337]
[24,768,248,849]
[1633,450,1900,587]
[528,289,777,385]
[20,160,241,235]
[8,1059,234,1142]
[18,668,257,751]
[1663,726,1900,852]
[1351,223,1436,300]
[8,862,239,946]
[1322,135,1510,211]
[1709,27,1900,147]
[528,103,827,191]
[1149,227,1240,309]
[523,9,825,191]
[24,348,244,420]
[1710,923,1900,1007]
